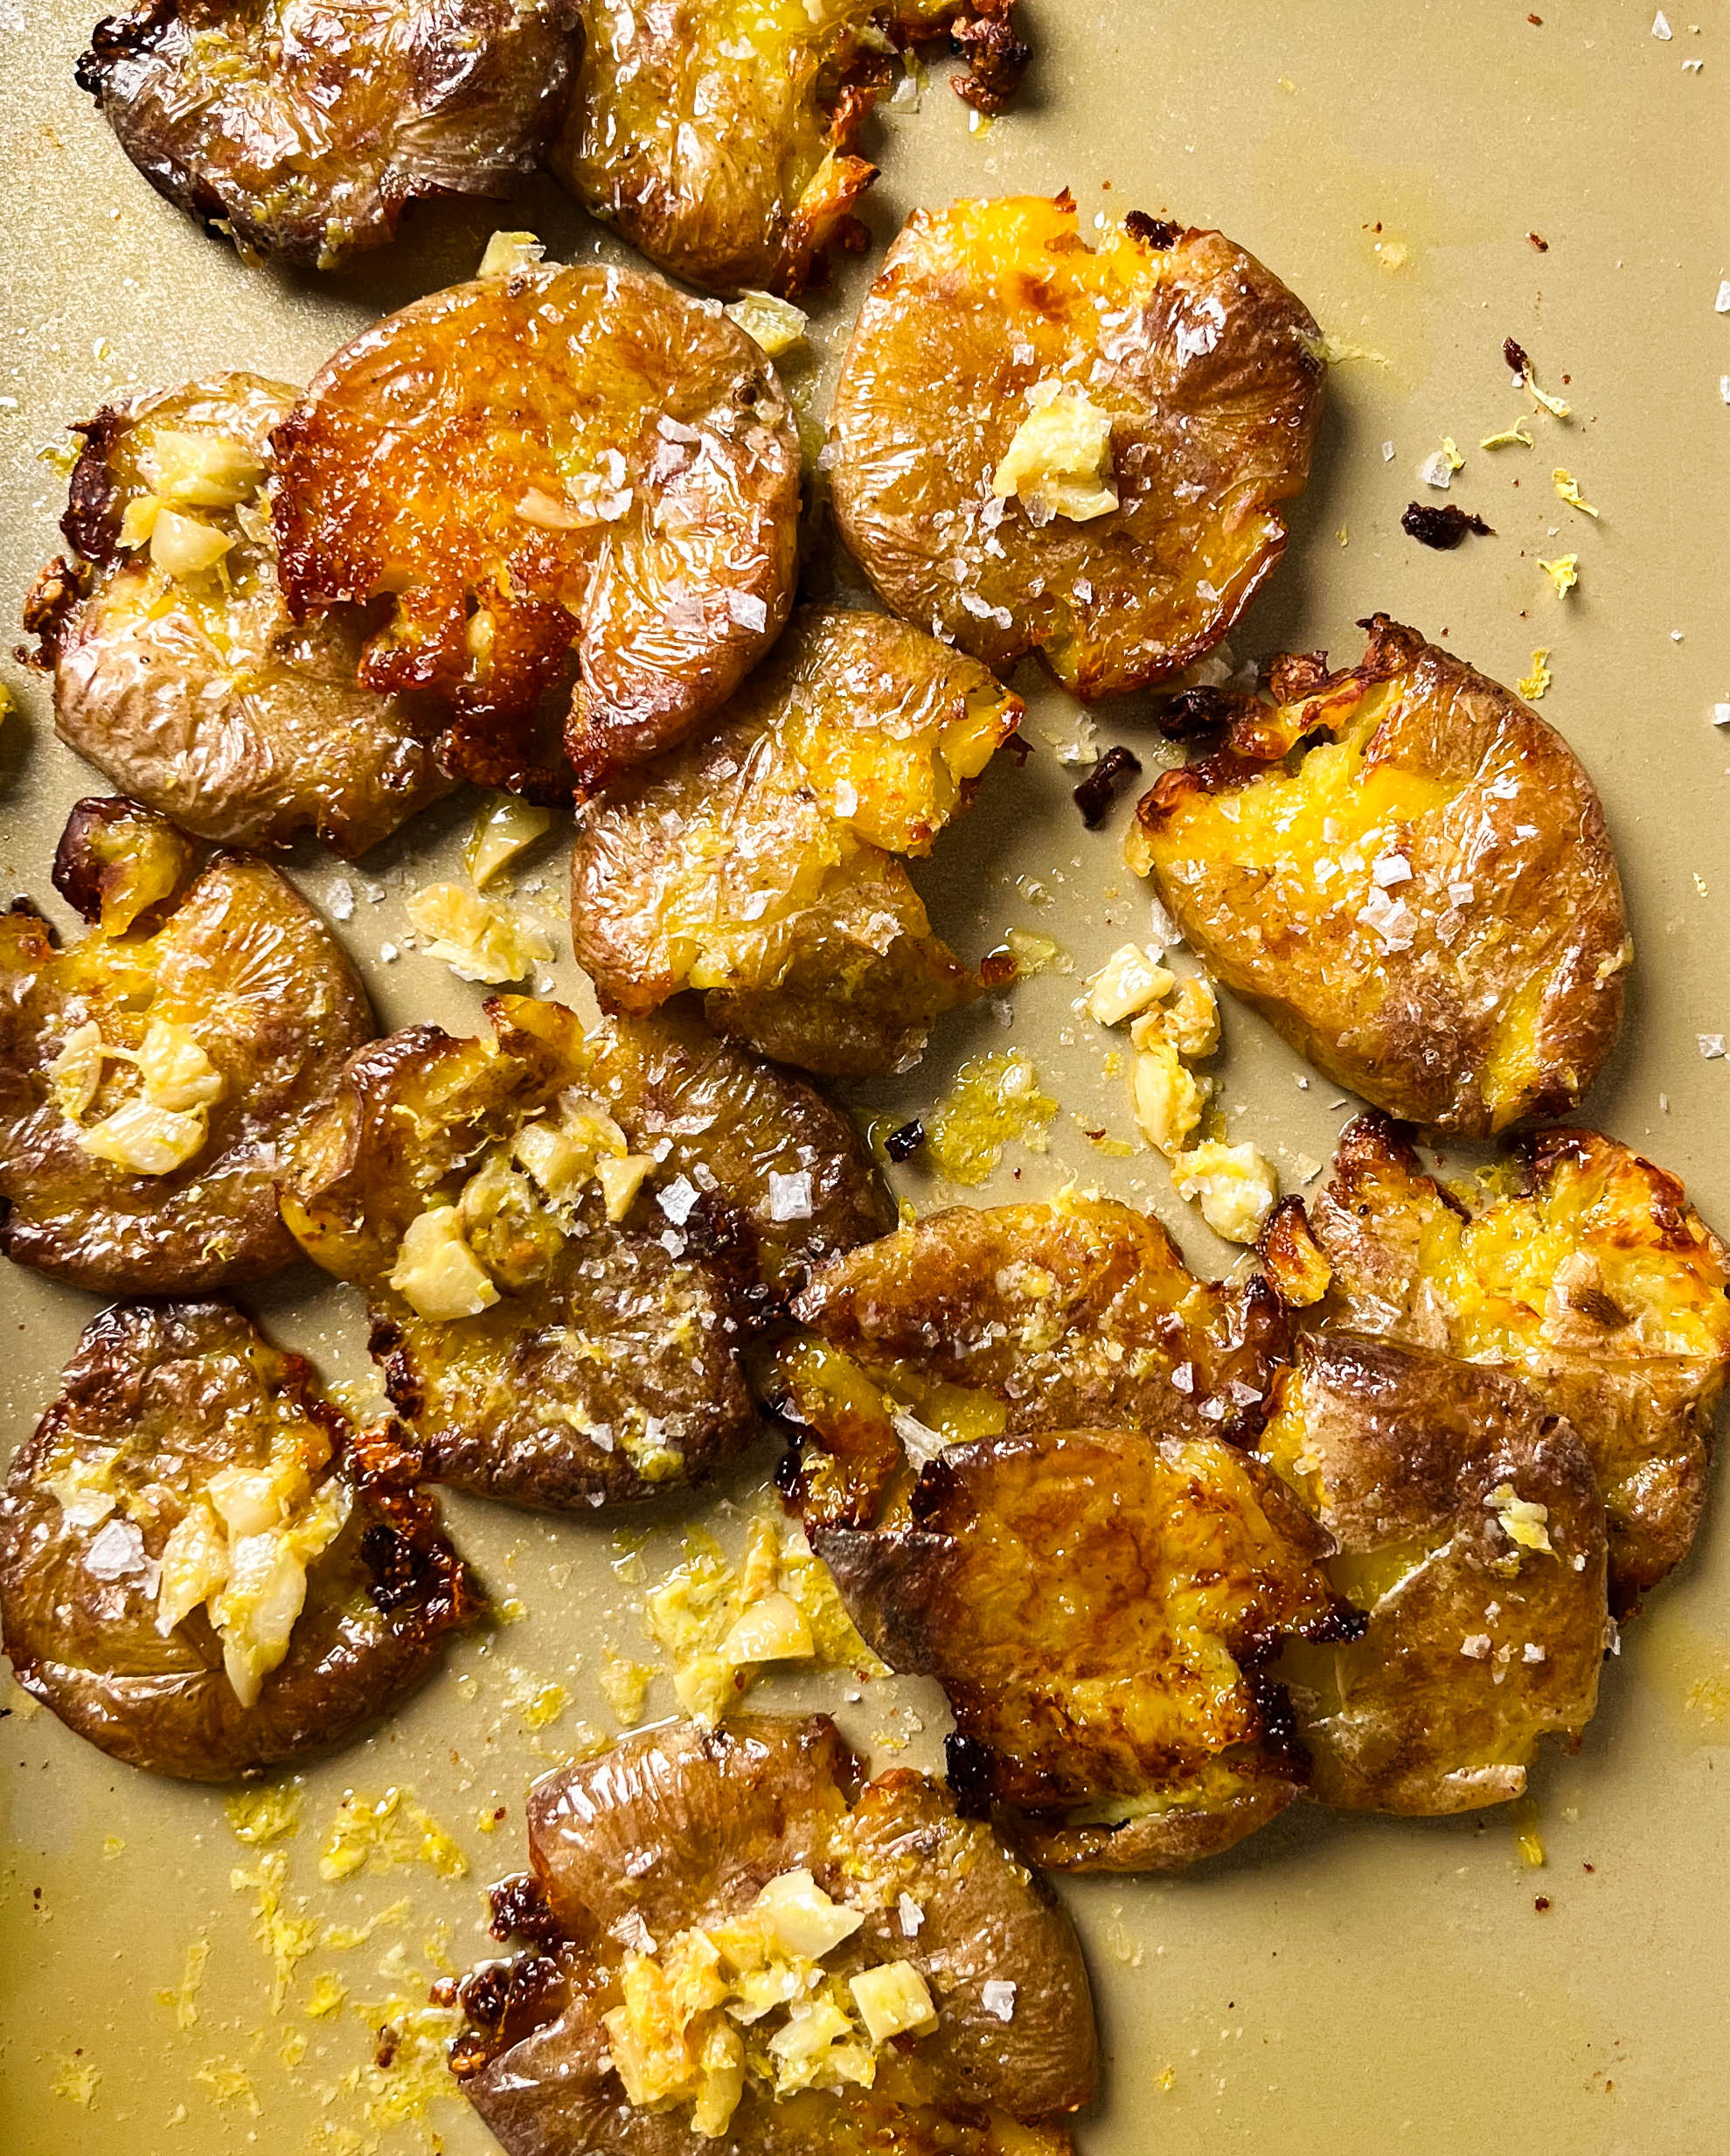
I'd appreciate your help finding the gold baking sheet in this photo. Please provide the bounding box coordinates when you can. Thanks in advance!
[3,3,1728,2150]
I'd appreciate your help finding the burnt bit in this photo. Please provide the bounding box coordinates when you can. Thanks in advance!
[1527,233,1549,252]
[1401,502,1493,550]
[359,1523,434,1613]
[1503,336,1532,378]
[450,1952,566,2078]
[1072,744,1143,827]
[1151,686,1260,741]
[1124,211,1182,251]
[944,1729,997,1819]
[1534,1895,1552,1912]
[21,556,88,666]
[488,1871,568,1949]
[884,1118,926,1163]
[977,946,1018,990]
[946,0,1031,114]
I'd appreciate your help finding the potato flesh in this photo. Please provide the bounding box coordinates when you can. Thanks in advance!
[829,194,1324,695]
[272,266,801,793]
[570,608,1021,1075]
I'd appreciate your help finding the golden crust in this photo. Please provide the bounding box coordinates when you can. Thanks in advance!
[569,607,1022,1077]
[1261,1332,1607,1814]
[0,1299,476,1781]
[28,374,452,858]
[77,0,582,267]
[828,192,1324,695]
[272,265,801,796]
[1129,616,1630,1137]
[1304,1114,1730,1608]
[0,798,373,1295]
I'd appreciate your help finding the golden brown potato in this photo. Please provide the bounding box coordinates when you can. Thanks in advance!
[818,1430,1350,1871]
[1127,616,1630,1137]
[1302,1115,1730,1610]
[828,193,1324,696]
[24,374,452,858]
[272,264,802,797]
[76,0,581,268]
[767,1196,1289,1528]
[1258,1333,1607,1814]
[0,1299,476,1781]
[448,1714,1094,2153]
[569,607,1023,1077]
[282,996,888,1508]
[0,798,373,1296]
[552,0,1028,298]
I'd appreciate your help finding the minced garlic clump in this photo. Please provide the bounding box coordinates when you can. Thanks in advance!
[50,1013,225,1175]
[991,379,1119,524]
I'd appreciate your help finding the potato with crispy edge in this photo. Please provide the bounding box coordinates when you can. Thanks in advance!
[24,374,452,858]
[1127,616,1630,1137]
[283,996,889,1508]
[819,1430,1350,1871]
[1296,1114,1730,1610]
[447,1714,1095,2153]
[0,1299,478,1781]
[828,192,1324,695]
[552,0,1027,299]
[0,798,373,1295]
[570,607,1023,1078]
[272,264,802,798]
[76,0,581,268]
[765,1195,1289,1528]
[1258,1332,1608,1813]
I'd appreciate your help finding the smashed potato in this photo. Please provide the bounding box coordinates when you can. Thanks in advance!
[1259,1333,1607,1813]
[569,606,1023,1077]
[24,374,450,857]
[553,0,1028,297]
[449,1714,1094,2152]
[0,798,372,1295]
[0,1300,476,1780]
[819,1430,1349,1871]
[1302,1115,1730,1608]
[272,264,801,796]
[283,997,887,1508]
[77,0,580,267]
[829,193,1324,695]
[768,1196,1289,1528]
[1128,616,1629,1136]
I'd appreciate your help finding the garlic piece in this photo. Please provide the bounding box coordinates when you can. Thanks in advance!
[78,1095,208,1175]
[388,1207,500,1321]
[149,508,235,580]
[991,379,1119,523]
[1130,1039,1205,1157]
[1172,1141,1279,1243]
[849,1961,938,2045]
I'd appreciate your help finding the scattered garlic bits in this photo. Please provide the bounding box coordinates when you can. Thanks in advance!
[1171,1140,1280,1244]
[1518,649,1553,701]
[644,1518,884,1727]
[1539,554,1579,597]
[52,1014,225,1175]
[990,379,1119,524]
[317,1787,468,1884]
[477,229,546,278]
[1488,1482,1555,1558]
[1085,942,1173,1027]
[1552,469,1599,517]
[724,289,810,358]
[465,794,553,888]
[405,883,553,984]
[108,424,266,583]
[601,1867,935,2137]
[225,1784,302,1846]
[924,1052,1057,1184]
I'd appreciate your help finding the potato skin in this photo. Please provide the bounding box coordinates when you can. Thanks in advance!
[1129,616,1630,1137]
[1305,1114,1730,1610]
[272,267,801,796]
[24,375,451,858]
[77,0,581,268]
[0,1300,476,1781]
[0,800,373,1295]
[569,607,1022,1077]
[829,193,1324,696]
[1261,1333,1607,1814]
[455,1714,1094,2153]
[552,0,1027,299]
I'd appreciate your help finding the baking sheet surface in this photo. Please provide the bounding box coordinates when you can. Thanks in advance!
[3,3,1728,2151]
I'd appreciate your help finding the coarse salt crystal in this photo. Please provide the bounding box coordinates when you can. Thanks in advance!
[1461,1633,1491,1660]
[1417,450,1454,490]
[1523,1643,1546,1664]
[1371,852,1412,887]
[657,1174,701,1223]
[327,878,355,922]
[981,1980,1017,2022]
[1380,441,1395,462]
[1712,704,1730,727]
[1652,9,1672,35]
[1448,880,1475,906]
[1717,279,1730,314]
[898,1894,924,1937]
[726,590,768,632]
[1699,1034,1727,1060]
[768,1168,813,1222]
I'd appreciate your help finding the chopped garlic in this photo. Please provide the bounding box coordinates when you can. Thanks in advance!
[596,1151,654,1221]
[991,379,1119,524]
[388,1207,499,1321]
[478,229,545,278]
[466,795,554,887]
[849,1962,938,2045]
[149,508,234,579]
[754,1871,864,1961]
[46,1019,107,1120]
[1133,974,1219,1059]
[724,289,809,358]
[1488,1482,1554,1555]
[405,883,554,984]
[1172,1141,1279,1243]
[79,1095,208,1174]
[1086,943,1174,1026]
[135,1019,223,1111]
[1518,649,1553,701]
[156,1502,230,1634]
[142,429,264,509]
[720,1590,814,1667]
[117,492,163,549]
[1131,1039,1205,1157]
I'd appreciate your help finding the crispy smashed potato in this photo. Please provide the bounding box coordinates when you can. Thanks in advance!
[1259,1333,1607,1813]
[1303,1115,1730,1608]
[77,0,580,268]
[820,1430,1349,1871]
[569,607,1023,1077]
[272,264,801,797]
[450,1714,1094,2152]
[553,0,1028,298]
[768,1196,1289,1528]
[0,798,372,1295]
[0,1299,476,1780]
[24,374,451,858]
[283,996,887,1508]
[1128,616,1630,1136]
[829,192,1324,695]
